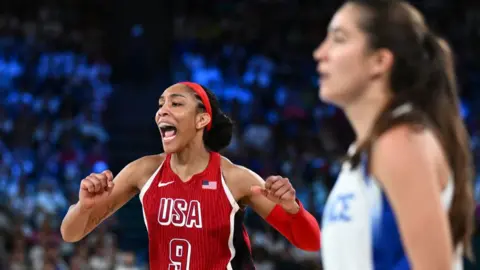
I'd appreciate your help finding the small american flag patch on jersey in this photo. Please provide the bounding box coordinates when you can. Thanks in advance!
[202,180,217,190]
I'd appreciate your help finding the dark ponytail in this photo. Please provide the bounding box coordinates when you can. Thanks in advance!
[424,34,475,259]
[203,110,234,152]
[349,0,475,257]
[193,85,234,152]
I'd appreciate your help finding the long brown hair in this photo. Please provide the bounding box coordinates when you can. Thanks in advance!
[347,0,475,258]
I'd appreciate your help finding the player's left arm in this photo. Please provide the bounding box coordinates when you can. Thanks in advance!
[372,126,453,270]
[223,160,320,251]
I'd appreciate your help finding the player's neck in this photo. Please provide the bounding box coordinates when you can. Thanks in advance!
[344,86,391,146]
[171,141,210,182]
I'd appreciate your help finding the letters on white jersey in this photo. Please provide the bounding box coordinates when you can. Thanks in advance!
[158,198,203,229]
[321,163,377,270]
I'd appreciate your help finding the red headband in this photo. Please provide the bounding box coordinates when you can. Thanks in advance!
[179,82,212,131]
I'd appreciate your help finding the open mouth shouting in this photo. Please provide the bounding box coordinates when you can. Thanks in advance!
[158,122,177,142]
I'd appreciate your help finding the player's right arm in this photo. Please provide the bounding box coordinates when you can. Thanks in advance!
[61,155,164,242]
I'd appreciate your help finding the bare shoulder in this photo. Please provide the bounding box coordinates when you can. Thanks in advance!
[220,156,263,185]
[373,124,440,162]
[128,153,167,190]
[371,124,447,187]
[220,156,264,201]
[132,153,167,171]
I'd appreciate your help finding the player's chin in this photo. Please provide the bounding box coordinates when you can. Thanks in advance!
[162,144,180,154]
[319,84,333,101]
[319,85,345,107]
[161,137,180,153]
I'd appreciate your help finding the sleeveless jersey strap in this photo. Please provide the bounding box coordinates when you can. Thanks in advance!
[163,153,172,169]
[209,151,221,168]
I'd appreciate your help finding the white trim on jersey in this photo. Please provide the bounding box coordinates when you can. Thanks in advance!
[220,172,240,270]
[139,160,165,232]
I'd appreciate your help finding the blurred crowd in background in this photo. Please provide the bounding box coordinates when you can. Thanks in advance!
[0,4,122,270]
[0,0,480,269]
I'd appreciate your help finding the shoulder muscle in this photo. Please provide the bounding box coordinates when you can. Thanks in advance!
[220,156,276,218]
[220,157,262,201]
[129,153,166,190]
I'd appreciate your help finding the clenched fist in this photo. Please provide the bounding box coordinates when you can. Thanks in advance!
[79,170,114,211]
[251,175,299,213]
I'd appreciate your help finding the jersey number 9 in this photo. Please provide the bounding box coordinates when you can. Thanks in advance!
[169,238,191,270]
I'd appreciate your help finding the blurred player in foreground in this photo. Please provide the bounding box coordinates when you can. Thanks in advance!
[313,0,474,269]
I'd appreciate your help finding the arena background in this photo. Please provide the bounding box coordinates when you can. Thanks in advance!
[0,0,479,269]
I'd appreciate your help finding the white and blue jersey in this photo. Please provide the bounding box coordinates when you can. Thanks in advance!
[321,146,463,270]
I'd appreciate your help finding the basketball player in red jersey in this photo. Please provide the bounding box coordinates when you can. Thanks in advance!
[61,82,321,269]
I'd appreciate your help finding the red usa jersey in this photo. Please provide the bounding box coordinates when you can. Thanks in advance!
[139,152,255,270]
